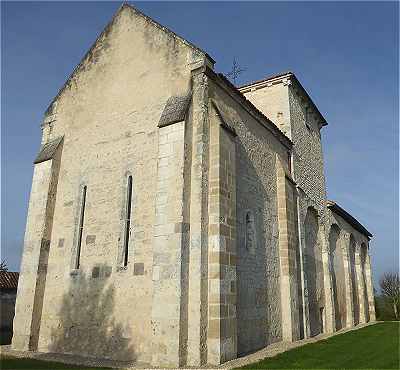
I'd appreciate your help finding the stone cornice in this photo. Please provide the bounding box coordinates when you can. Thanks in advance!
[239,72,328,129]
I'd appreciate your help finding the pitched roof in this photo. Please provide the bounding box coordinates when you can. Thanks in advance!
[239,71,328,127]
[44,3,215,118]
[0,271,19,289]
[327,200,373,238]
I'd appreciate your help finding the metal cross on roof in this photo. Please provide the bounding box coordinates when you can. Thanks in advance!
[226,57,246,85]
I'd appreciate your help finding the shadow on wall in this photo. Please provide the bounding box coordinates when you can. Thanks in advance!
[235,131,281,355]
[304,207,324,337]
[349,236,360,325]
[48,265,136,361]
[329,225,346,331]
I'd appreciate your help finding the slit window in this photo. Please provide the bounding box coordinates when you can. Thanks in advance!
[123,176,133,266]
[245,211,256,254]
[75,185,87,269]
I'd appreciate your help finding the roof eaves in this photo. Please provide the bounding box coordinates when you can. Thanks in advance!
[201,66,292,149]
[239,71,328,128]
[238,71,294,90]
[327,200,373,239]
[290,74,328,127]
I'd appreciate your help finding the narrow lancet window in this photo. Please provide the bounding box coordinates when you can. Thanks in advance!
[75,185,87,269]
[123,176,133,266]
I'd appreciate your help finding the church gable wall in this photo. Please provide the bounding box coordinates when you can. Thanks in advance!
[32,6,207,362]
[209,80,291,354]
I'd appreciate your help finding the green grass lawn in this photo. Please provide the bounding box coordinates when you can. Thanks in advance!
[0,323,398,369]
[240,322,399,369]
[0,356,113,370]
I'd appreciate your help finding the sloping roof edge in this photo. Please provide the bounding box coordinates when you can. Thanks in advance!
[239,71,328,127]
[327,200,373,238]
[239,71,294,89]
[34,136,64,164]
[124,3,215,64]
[199,66,293,150]
[211,100,237,137]
[44,3,215,118]
[158,93,192,128]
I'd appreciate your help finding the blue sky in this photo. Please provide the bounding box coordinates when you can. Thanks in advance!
[1,1,398,287]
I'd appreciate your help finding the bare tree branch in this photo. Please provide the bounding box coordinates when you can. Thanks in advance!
[379,272,400,320]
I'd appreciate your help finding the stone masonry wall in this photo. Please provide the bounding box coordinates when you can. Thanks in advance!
[210,80,292,355]
[243,80,335,336]
[240,82,291,137]
[207,102,237,364]
[13,142,62,351]
[327,211,375,326]
[151,120,186,366]
[276,167,301,342]
[14,5,211,365]
[288,84,334,335]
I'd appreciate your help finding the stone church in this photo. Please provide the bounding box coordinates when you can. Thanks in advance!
[12,4,376,367]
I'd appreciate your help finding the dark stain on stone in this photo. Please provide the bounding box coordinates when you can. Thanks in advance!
[133,263,144,275]
[58,238,65,248]
[92,266,100,278]
[86,235,96,245]
[103,266,112,278]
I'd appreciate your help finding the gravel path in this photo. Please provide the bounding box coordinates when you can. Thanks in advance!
[0,321,378,369]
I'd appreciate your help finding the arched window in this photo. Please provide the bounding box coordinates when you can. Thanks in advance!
[245,211,256,253]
